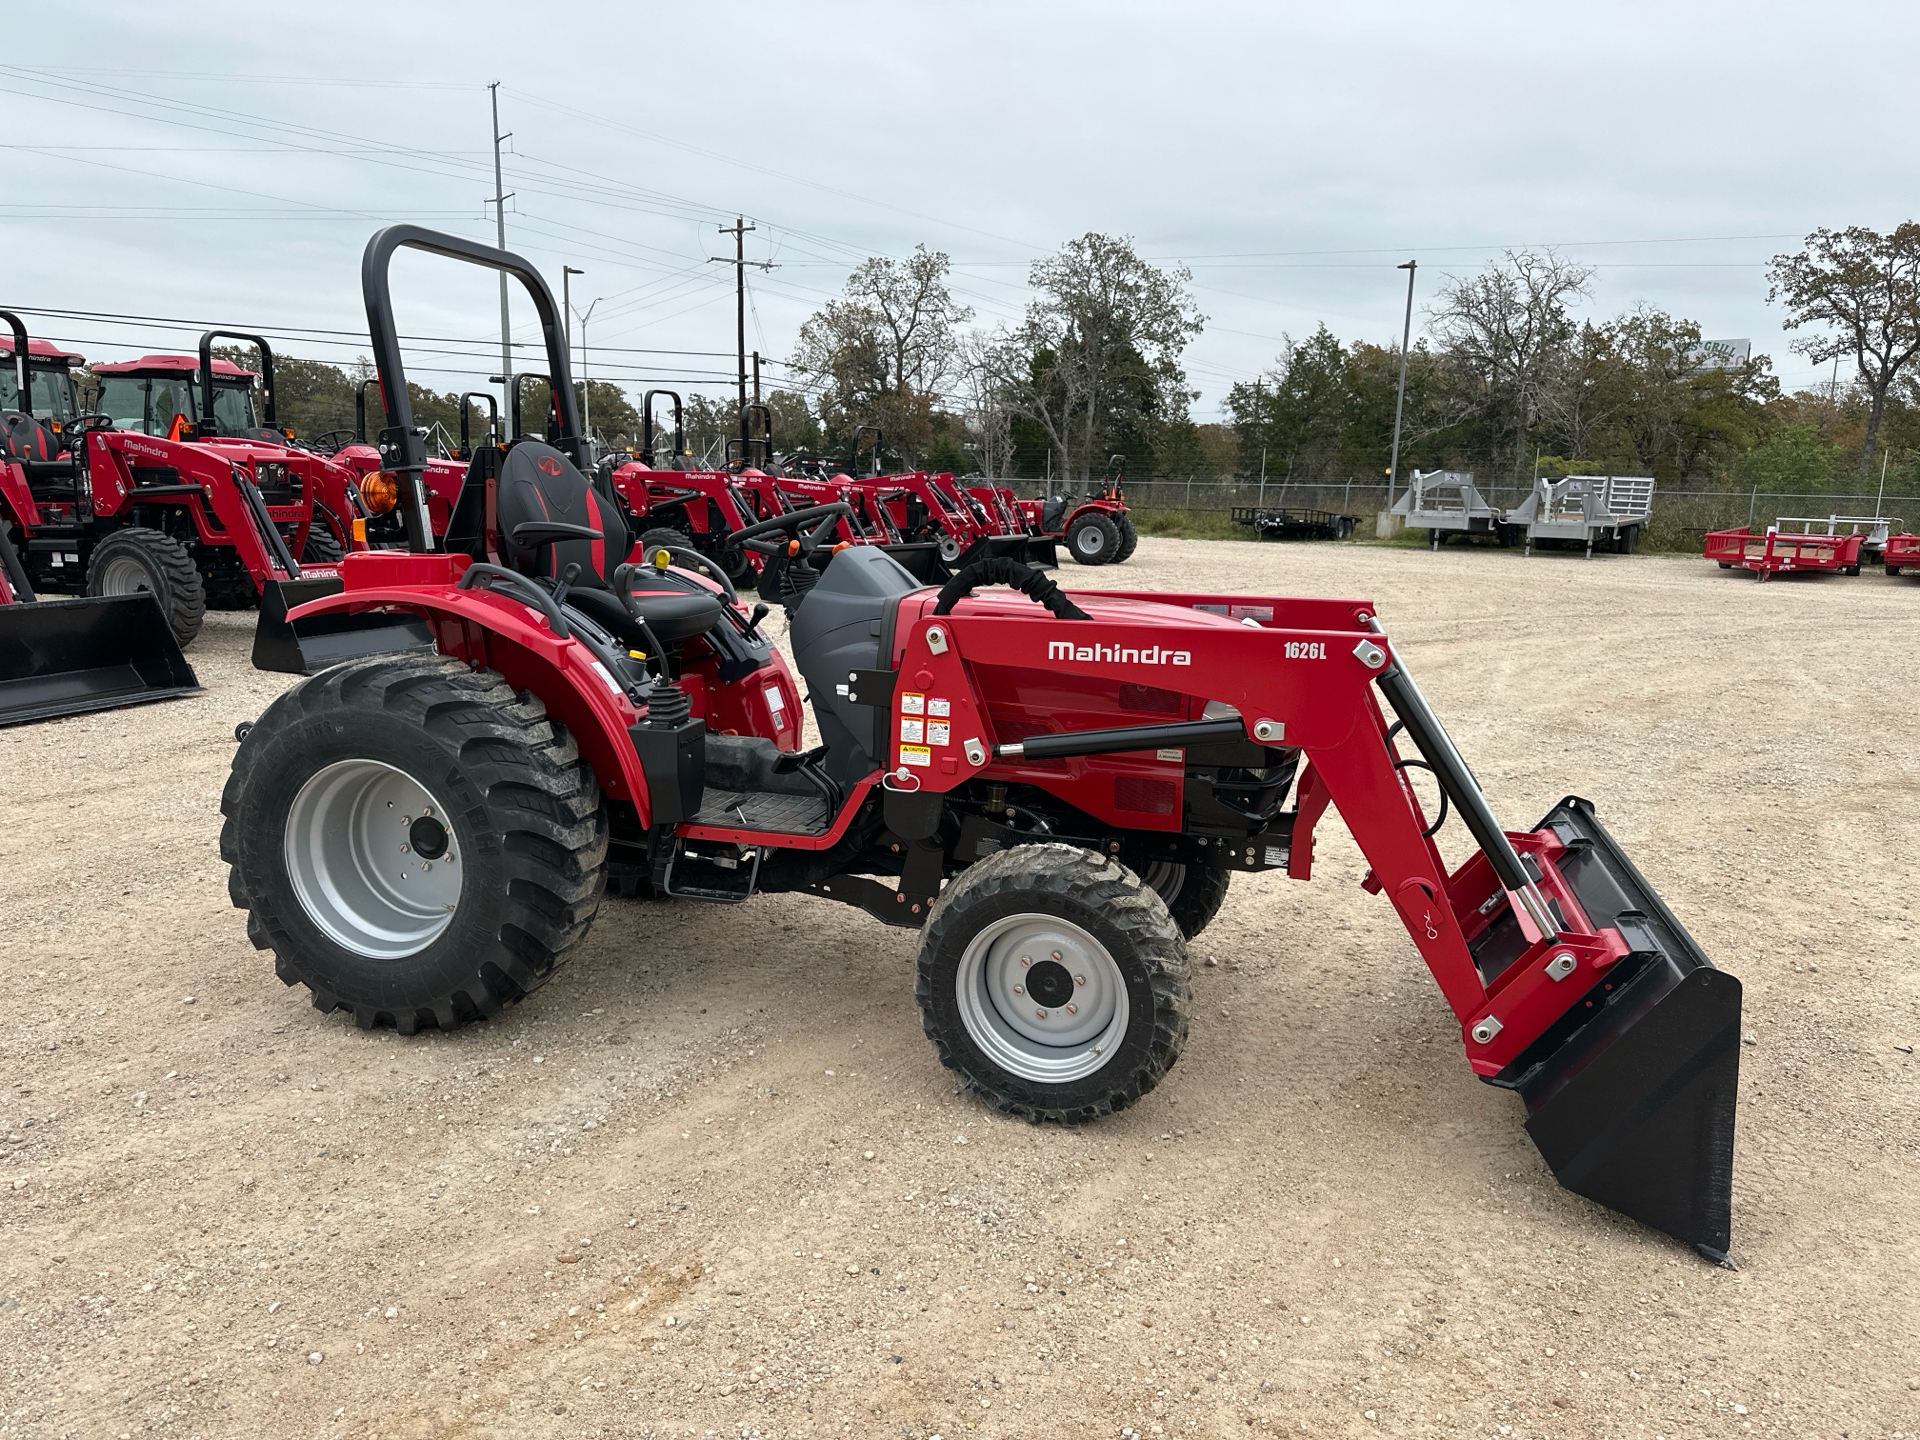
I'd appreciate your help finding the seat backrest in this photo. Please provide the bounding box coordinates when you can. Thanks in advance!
[494,439,629,587]
[0,411,57,463]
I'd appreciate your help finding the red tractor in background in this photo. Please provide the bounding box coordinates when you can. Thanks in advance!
[0,328,200,725]
[225,225,1746,1269]
[1,321,323,643]
[87,332,361,607]
[1020,453,1138,565]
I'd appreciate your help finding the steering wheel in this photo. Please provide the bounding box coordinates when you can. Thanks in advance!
[729,502,852,559]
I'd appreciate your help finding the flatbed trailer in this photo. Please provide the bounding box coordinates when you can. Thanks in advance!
[1231,506,1361,541]
[1511,474,1653,557]
[1388,470,1509,547]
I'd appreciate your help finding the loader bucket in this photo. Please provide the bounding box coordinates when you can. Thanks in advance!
[0,593,201,727]
[1500,797,1741,1264]
[251,576,436,676]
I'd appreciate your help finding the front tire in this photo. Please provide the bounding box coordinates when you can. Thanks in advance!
[301,522,344,564]
[220,654,607,1034]
[85,527,205,647]
[1067,512,1120,565]
[916,845,1190,1122]
[1113,512,1139,562]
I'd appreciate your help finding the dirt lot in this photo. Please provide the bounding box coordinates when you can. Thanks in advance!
[3,537,1917,1440]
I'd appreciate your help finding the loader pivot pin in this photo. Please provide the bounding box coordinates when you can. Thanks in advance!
[1471,1016,1503,1045]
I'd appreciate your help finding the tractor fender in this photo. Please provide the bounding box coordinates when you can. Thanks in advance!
[287,582,656,822]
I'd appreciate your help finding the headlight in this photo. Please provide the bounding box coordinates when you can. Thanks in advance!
[358,471,399,515]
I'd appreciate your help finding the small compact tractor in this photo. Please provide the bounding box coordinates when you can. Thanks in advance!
[221,227,1745,1265]
[1020,454,1138,565]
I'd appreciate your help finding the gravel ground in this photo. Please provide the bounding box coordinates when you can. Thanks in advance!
[3,536,1917,1440]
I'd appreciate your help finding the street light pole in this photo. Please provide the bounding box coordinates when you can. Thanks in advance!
[1386,260,1417,514]
[576,298,599,437]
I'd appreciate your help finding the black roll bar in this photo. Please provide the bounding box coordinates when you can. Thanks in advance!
[354,378,381,444]
[361,224,581,553]
[1,311,32,418]
[197,330,277,435]
[846,424,883,478]
[458,391,499,456]
[640,389,682,467]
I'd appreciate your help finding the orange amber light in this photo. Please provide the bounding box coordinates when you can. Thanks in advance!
[358,471,399,515]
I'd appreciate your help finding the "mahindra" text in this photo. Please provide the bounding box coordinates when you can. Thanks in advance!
[1047,640,1191,666]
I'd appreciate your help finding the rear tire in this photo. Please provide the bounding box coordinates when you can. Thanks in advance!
[1138,856,1232,940]
[301,523,344,564]
[1113,513,1139,562]
[85,527,205,647]
[1067,512,1120,565]
[220,654,607,1034]
[916,844,1190,1122]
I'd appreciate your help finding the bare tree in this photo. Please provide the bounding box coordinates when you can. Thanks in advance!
[1429,250,1593,479]
[1768,222,1920,472]
[954,332,1013,478]
[790,245,971,458]
[987,233,1203,482]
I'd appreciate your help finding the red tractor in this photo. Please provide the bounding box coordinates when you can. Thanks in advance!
[1021,453,1138,565]
[80,332,362,611]
[0,338,200,726]
[223,226,1744,1267]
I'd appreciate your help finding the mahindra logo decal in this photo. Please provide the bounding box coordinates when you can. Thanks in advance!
[1048,640,1190,666]
[536,455,562,476]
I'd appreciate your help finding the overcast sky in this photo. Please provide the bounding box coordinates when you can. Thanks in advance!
[8,1,1916,423]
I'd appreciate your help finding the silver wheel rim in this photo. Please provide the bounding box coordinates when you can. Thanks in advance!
[284,759,461,959]
[954,914,1129,1084]
[95,553,155,595]
[1075,525,1107,557]
[938,533,961,562]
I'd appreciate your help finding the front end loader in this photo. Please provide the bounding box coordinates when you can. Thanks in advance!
[219,225,1743,1266]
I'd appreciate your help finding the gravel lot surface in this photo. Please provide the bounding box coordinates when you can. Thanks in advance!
[3,536,1917,1440]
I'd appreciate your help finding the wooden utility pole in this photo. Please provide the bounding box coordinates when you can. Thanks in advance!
[710,218,773,461]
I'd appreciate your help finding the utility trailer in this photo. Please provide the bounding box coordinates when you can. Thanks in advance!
[1231,506,1361,541]
[1883,532,1920,577]
[1705,525,1864,579]
[1388,470,1510,547]
[1510,474,1653,557]
[1768,514,1900,564]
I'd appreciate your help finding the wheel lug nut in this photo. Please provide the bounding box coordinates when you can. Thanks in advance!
[1013,986,1023,996]
[401,816,411,826]
[1020,955,1031,967]
[1035,1009,1047,1020]
[1074,975,1085,986]
[400,844,410,853]
[1066,1005,1077,1015]
[1050,951,1062,962]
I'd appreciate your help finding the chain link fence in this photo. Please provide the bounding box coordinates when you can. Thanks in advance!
[994,474,1915,552]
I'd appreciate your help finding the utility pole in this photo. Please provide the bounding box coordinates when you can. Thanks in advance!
[487,83,514,403]
[710,217,773,461]
[1386,259,1417,515]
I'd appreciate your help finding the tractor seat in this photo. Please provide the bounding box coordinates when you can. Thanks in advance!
[495,438,722,649]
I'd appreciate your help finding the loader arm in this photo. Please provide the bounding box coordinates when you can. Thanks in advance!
[884,586,1741,1262]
